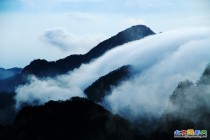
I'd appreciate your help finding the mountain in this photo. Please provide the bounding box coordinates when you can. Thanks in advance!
[197,63,210,85]
[0,67,22,80]
[0,97,144,140]
[0,25,154,93]
[151,64,210,139]
[84,65,133,102]
[0,67,23,92]
[0,92,16,125]
[22,25,155,77]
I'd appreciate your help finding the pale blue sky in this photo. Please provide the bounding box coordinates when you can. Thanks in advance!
[0,0,210,68]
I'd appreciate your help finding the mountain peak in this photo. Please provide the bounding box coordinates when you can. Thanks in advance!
[197,63,210,85]
[114,25,154,43]
[85,25,155,61]
[125,24,153,32]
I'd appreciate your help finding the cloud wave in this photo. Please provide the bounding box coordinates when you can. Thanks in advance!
[16,27,210,123]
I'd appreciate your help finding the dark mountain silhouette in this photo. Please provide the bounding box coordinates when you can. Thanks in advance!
[151,64,210,139]
[84,65,133,102]
[0,25,154,93]
[22,25,155,77]
[0,92,16,125]
[0,67,22,80]
[0,97,145,140]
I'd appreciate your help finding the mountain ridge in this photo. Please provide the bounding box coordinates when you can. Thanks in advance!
[84,65,133,102]
[0,67,22,80]
[22,25,155,77]
[0,25,155,92]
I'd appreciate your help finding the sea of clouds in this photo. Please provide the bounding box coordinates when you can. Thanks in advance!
[15,27,210,123]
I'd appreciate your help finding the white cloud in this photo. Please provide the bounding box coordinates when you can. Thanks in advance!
[41,27,105,54]
[105,36,210,122]
[41,28,71,51]
[15,75,85,109]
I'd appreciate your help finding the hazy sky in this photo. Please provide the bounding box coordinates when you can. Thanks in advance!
[0,0,210,68]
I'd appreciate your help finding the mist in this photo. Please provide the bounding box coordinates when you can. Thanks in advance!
[41,27,105,53]
[15,27,210,122]
[104,30,210,122]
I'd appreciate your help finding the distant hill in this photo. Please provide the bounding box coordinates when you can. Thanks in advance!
[22,25,155,77]
[0,74,25,92]
[0,67,22,80]
[84,65,133,102]
[0,67,23,92]
[0,97,144,140]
